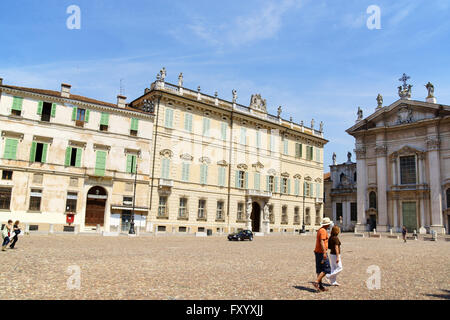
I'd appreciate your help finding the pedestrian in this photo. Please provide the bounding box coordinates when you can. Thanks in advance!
[2,220,13,251]
[402,226,407,243]
[326,226,343,286]
[312,217,332,292]
[9,220,21,249]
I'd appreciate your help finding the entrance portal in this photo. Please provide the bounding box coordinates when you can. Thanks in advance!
[402,202,417,232]
[368,214,377,231]
[251,202,261,232]
[85,186,107,227]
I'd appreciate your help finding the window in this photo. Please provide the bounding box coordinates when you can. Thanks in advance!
[305,208,311,225]
[94,151,107,176]
[200,164,208,185]
[123,196,133,206]
[179,198,188,218]
[184,113,193,132]
[295,143,303,158]
[283,139,289,155]
[336,203,343,221]
[351,202,357,221]
[65,192,78,212]
[294,179,300,196]
[400,156,416,184]
[281,178,289,194]
[203,118,211,137]
[304,182,311,197]
[221,122,227,141]
[254,172,260,191]
[216,201,224,220]
[158,196,168,217]
[2,170,12,180]
[165,108,174,128]
[126,154,137,174]
[369,192,377,209]
[72,107,90,126]
[267,176,274,192]
[306,146,314,161]
[281,206,288,224]
[181,162,190,182]
[100,112,109,131]
[198,200,206,219]
[29,189,42,211]
[30,142,48,163]
[315,209,321,225]
[37,101,55,122]
[11,97,23,116]
[130,118,139,136]
[65,147,82,167]
[294,207,300,224]
[237,171,246,189]
[269,205,274,223]
[240,128,246,145]
[0,188,12,210]
[3,139,18,160]
[237,203,244,221]
[218,167,226,187]
[161,158,170,179]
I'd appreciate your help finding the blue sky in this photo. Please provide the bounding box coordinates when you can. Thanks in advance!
[1,0,449,169]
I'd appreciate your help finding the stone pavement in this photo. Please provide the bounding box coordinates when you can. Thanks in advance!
[0,234,448,300]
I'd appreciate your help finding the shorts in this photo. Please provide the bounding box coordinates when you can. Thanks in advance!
[314,252,331,275]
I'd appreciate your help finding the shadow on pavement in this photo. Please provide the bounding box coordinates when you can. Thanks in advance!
[424,289,450,300]
[293,285,318,293]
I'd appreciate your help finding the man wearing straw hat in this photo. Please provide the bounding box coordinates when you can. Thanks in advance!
[312,217,332,292]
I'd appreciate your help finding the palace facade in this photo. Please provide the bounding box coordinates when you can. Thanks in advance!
[347,79,450,234]
[0,71,328,235]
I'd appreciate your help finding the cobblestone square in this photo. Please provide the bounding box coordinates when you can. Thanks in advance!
[0,233,448,300]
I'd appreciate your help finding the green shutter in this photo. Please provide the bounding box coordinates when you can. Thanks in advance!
[295,179,299,196]
[51,103,56,117]
[85,109,90,123]
[65,147,72,166]
[95,151,107,176]
[75,148,82,167]
[240,128,246,145]
[184,113,192,132]
[316,183,321,198]
[4,139,18,160]
[235,171,240,188]
[41,143,48,163]
[71,108,77,121]
[131,118,139,131]
[161,158,170,179]
[274,177,279,193]
[30,142,37,162]
[165,108,173,128]
[37,101,43,115]
[284,140,289,155]
[266,176,270,192]
[203,118,210,136]
[100,113,110,126]
[303,182,307,196]
[287,179,291,194]
[12,97,23,111]
[126,154,133,173]
[256,131,261,148]
[244,172,248,189]
[254,173,260,191]
[221,122,227,140]
[218,167,225,186]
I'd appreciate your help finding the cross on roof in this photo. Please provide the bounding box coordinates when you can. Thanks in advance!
[399,73,411,90]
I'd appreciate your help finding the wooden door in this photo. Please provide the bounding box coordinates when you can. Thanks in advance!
[85,199,106,226]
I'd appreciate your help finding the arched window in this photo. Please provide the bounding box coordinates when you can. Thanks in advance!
[354,172,357,182]
[447,188,450,209]
[340,173,345,183]
[369,191,377,209]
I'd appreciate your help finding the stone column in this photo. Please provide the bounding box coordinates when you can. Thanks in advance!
[375,143,389,232]
[246,198,252,231]
[345,201,351,230]
[391,158,397,185]
[427,136,444,233]
[355,145,367,232]
[419,196,426,234]
[332,201,337,222]
[393,198,398,232]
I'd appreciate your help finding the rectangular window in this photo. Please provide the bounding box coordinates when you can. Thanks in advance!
[76,108,86,121]
[179,198,187,218]
[351,202,357,221]
[282,178,288,194]
[30,142,48,163]
[11,97,23,116]
[237,203,244,221]
[65,147,82,167]
[198,200,206,219]
[304,182,311,197]
[254,172,260,191]
[126,154,137,174]
[294,207,300,224]
[158,196,168,217]
[294,179,300,196]
[29,189,42,211]
[38,102,54,122]
[95,151,107,176]
[240,128,247,145]
[336,203,343,220]
[3,139,18,160]
[165,108,174,128]
[295,143,303,158]
[161,158,170,179]
[203,118,211,137]
[65,192,78,212]
[306,146,314,161]
[200,164,208,185]
[267,176,274,192]
[282,206,288,224]
[315,148,321,163]
[184,113,193,132]
[216,201,224,220]
[100,112,109,131]
[123,196,133,206]
[130,118,139,136]
[181,162,190,182]
[2,170,13,180]
[283,139,289,155]
[0,188,12,210]
[237,171,246,189]
[218,167,226,187]
[400,156,416,184]
[221,122,227,141]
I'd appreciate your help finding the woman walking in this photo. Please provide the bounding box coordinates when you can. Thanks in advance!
[326,226,343,286]
[402,226,407,243]
[9,220,21,249]
[2,220,13,251]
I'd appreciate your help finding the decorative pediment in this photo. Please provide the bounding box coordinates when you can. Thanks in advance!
[125,148,141,156]
[389,145,425,160]
[252,161,264,170]
[293,174,302,179]
[1,131,24,141]
[199,157,211,164]
[267,169,277,176]
[315,178,322,183]
[304,176,312,181]
[33,135,53,144]
[237,163,248,170]
[217,160,228,166]
[69,140,87,149]
[180,153,193,161]
[160,149,173,158]
[94,144,110,152]
[281,172,290,177]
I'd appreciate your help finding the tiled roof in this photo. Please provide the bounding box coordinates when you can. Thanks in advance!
[323,172,331,181]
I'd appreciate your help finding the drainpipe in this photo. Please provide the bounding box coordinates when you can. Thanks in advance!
[149,95,162,215]
[227,108,234,234]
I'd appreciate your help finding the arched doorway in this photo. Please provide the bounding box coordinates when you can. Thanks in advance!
[85,186,107,227]
[251,202,261,232]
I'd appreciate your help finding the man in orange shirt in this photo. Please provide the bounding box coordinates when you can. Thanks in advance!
[313,217,332,292]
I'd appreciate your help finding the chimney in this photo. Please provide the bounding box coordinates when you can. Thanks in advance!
[117,95,127,108]
[61,83,71,98]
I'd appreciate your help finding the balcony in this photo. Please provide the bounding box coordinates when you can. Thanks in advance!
[159,179,174,188]
[315,198,323,204]
[246,189,272,198]
[390,184,429,192]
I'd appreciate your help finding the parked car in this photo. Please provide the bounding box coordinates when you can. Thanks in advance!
[228,230,253,241]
